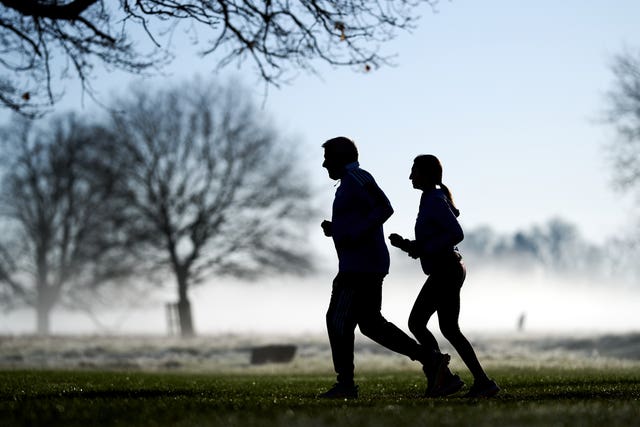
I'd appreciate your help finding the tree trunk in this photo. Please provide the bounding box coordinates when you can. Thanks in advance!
[177,298,194,337]
[35,243,54,335]
[36,293,52,336]
[36,308,51,335]
[177,274,195,337]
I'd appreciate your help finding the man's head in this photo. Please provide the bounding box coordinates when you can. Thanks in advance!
[322,136,358,180]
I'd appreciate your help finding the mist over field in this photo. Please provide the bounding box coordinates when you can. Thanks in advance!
[1,257,637,337]
[2,223,639,377]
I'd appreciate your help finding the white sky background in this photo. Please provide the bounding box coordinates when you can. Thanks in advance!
[261,0,640,244]
[2,1,640,335]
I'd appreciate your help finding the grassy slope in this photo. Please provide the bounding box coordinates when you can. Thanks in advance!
[1,366,639,426]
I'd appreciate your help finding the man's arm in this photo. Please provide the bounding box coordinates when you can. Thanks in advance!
[363,180,394,224]
[330,173,393,246]
[321,220,332,237]
[340,180,393,243]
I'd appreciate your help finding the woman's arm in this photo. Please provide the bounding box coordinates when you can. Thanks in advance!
[416,196,463,256]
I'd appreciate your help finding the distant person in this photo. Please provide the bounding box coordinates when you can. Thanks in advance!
[517,312,526,332]
[319,137,451,399]
[389,154,500,398]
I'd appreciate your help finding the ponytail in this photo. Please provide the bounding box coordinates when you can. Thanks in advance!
[414,154,461,216]
[438,182,460,217]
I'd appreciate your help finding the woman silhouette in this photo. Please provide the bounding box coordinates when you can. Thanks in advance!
[389,154,499,398]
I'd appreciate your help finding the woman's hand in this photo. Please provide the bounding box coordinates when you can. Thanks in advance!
[389,233,421,259]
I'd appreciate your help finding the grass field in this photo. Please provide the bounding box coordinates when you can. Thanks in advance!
[2,366,639,426]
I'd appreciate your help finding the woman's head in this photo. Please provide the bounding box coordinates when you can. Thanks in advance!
[411,154,460,215]
[410,154,442,190]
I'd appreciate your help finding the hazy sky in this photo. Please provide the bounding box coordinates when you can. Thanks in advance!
[40,0,640,245]
[259,0,640,245]
[3,1,640,334]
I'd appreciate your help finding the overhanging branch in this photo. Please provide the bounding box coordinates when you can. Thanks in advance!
[0,0,99,20]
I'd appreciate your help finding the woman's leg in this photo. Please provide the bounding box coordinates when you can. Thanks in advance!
[408,277,440,352]
[436,261,489,383]
[409,275,463,396]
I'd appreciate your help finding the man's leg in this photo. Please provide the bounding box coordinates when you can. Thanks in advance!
[356,273,455,396]
[325,273,358,386]
[355,273,424,361]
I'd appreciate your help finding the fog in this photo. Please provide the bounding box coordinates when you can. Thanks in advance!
[1,264,637,336]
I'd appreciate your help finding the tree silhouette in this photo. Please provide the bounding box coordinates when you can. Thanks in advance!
[106,78,314,337]
[0,114,136,334]
[1,0,439,117]
[461,219,602,276]
[605,47,640,199]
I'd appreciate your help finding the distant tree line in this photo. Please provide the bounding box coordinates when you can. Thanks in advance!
[460,218,640,284]
[0,77,315,336]
[455,44,640,287]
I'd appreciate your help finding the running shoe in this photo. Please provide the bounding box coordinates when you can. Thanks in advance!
[422,351,451,394]
[318,383,359,399]
[428,373,465,397]
[464,379,500,398]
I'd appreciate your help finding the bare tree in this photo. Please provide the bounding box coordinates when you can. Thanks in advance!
[1,0,439,116]
[0,113,136,334]
[107,78,314,337]
[0,0,162,117]
[605,47,640,197]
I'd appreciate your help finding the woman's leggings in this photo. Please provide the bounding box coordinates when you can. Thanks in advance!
[408,255,488,382]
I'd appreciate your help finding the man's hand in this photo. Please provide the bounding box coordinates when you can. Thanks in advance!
[321,220,333,237]
[388,233,407,249]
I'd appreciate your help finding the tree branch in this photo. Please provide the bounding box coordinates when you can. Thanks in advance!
[0,0,99,20]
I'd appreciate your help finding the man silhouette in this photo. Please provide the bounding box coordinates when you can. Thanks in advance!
[319,136,450,399]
